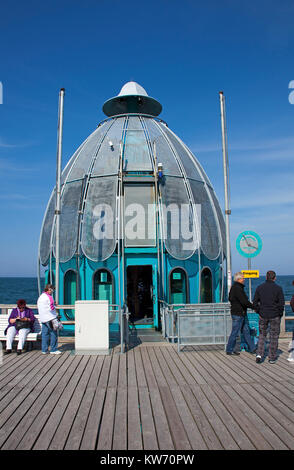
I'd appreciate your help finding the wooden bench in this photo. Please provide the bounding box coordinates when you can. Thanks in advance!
[0,314,42,349]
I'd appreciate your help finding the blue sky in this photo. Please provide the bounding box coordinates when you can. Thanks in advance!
[0,0,294,276]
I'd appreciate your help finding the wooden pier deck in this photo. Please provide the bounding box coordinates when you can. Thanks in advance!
[0,339,294,451]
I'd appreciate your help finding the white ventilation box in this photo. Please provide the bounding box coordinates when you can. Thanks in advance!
[75,300,109,355]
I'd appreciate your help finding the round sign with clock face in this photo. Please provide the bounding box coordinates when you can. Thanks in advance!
[236,231,262,258]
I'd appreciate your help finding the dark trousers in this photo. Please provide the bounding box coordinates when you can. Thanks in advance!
[257,316,281,361]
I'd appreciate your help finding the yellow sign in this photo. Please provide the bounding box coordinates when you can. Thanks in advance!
[242,270,259,278]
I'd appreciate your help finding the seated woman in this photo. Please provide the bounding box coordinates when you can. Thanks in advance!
[4,299,35,355]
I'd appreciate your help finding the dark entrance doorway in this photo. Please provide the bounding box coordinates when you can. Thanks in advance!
[126,265,153,325]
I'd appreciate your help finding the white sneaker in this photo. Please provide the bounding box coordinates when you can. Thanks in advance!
[42,351,49,354]
[50,350,62,355]
[287,351,294,362]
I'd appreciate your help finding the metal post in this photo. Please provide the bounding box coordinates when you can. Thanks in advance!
[55,88,65,306]
[248,258,252,302]
[219,91,232,294]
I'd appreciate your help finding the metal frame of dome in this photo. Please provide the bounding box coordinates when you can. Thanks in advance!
[102,81,162,117]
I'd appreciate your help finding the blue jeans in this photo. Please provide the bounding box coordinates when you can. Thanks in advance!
[41,321,58,353]
[226,315,256,353]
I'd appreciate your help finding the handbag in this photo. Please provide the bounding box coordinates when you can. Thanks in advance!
[15,319,29,330]
[52,318,63,331]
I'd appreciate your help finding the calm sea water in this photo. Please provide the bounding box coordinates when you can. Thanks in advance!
[0,275,293,333]
[0,275,293,304]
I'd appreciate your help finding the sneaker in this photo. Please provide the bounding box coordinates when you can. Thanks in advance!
[4,349,12,355]
[249,348,257,355]
[287,351,294,362]
[50,350,62,355]
[42,351,49,354]
[268,359,277,364]
[256,355,262,364]
[226,351,240,356]
[16,350,22,356]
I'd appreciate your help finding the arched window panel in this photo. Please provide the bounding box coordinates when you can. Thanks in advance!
[207,186,226,257]
[91,117,125,176]
[61,138,89,185]
[158,124,204,183]
[159,176,198,260]
[169,268,188,304]
[39,189,56,266]
[142,119,181,177]
[123,116,152,172]
[189,180,221,260]
[66,121,112,182]
[64,269,77,320]
[53,180,84,262]
[81,176,117,261]
[201,267,213,303]
[93,269,113,304]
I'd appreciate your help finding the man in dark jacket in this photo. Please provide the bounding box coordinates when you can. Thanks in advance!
[226,272,256,355]
[253,270,284,364]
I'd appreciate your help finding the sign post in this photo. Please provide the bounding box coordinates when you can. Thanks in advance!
[236,231,262,302]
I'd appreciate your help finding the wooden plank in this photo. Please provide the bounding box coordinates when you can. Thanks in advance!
[127,349,138,388]
[112,387,127,450]
[240,383,294,449]
[96,386,117,450]
[190,384,239,449]
[128,386,143,450]
[180,384,222,450]
[223,383,287,449]
[134,348,147,388]
[201,383,255,449]
[40,356,97,450]
[80,355,112,450]
[199,349,248,384]
[0,353,52,408]
[138,386,158,450]
[168,384,207,450]
[0,353,74,449]
[159,347,188,386]
[169,348,207,385]
[164,347,201,386]
[158,385,191,450]
[108,352,119,388]
[140,348,174,450]
[211,383,272,450]
[182,350,218,385]
[0,351,41,389]
[64,356,104,450]
[146,348,168,388]
[189,350,231,385]
[153,348,178,387]
[18,355,89,450]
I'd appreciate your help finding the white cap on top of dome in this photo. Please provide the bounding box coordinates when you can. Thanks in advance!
[118,81,149,97]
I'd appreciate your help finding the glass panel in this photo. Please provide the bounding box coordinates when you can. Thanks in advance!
[158,123,203,182]
[170,269,187,304]
[123,117,152,171]
[93,269,113,303]
[91,118,125,176]
[159,176,197,259]
[189,180,220,260]
[39,189,56,266]
[66,121,112,182]
[142,118,181,177]
[53,180,84,262]
[207,186,226,257]
[201,268,213,303]
[81,176,117,261]
[124,184,156,247]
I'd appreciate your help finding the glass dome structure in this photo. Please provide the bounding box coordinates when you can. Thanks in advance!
[38,82,226,329]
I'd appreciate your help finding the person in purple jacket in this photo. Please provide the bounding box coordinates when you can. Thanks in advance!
[4,299,35,355]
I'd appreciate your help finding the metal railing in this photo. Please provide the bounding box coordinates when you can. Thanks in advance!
[0,304,120,326]
[160,300,294,346]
